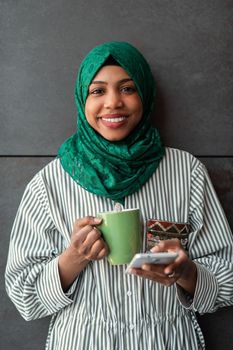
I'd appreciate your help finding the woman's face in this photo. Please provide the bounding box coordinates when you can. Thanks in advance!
[85,65,143,141]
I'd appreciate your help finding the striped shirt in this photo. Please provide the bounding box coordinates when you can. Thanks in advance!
[5,147,233,349]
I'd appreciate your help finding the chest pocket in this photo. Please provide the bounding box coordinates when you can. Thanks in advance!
[146,219,190,251]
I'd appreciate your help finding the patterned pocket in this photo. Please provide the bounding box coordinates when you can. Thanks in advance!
[146,219,190,251]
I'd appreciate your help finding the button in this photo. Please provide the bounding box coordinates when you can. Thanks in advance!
[114,203,124,211]
[169,316,174,324]
[127,291,132,297]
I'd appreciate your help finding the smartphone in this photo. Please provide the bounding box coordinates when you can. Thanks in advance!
[125,252,178,272]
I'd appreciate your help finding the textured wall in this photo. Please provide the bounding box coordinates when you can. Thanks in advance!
[1,1,232,349]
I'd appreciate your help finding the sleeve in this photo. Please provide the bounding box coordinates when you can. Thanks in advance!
[5,173,79,321]
[176,161,233,314]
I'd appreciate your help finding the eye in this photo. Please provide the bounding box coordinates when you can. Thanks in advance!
[120,85,137,94]
[89,87,105,95]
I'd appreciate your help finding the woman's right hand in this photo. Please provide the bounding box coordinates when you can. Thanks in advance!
[70,216,108,262]
[58,216,108,291]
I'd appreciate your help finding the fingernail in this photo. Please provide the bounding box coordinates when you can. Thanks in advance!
[150,246,159,252]
[94,217,102,224]
[142,264,150,271]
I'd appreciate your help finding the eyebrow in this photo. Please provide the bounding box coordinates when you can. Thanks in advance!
[90,78,133,85]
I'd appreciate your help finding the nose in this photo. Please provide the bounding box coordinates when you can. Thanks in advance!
[103,90,123,109]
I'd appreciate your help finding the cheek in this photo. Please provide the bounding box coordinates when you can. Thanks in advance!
[85,97,101,115]
[84,104,90,121]
[84,99,97,124]
[134,99,143,120]
[84,99,91,116]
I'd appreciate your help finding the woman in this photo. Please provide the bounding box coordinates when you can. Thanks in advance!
[5,42,233,349]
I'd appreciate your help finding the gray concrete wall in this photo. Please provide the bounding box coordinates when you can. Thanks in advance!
[1,1,232,349]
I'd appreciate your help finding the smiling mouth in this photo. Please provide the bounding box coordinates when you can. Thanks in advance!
[98,114,128,123]
[101,116,127,123]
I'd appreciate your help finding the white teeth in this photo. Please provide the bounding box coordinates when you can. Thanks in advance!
[102,117,126,123]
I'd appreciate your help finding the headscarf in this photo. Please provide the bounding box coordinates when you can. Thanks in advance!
[58,41,165,203]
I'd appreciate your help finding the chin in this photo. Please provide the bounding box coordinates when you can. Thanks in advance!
[103,134,128,142]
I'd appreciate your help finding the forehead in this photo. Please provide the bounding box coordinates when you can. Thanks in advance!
[90,65,132,83]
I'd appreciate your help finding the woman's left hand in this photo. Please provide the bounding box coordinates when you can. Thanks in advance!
[129,239,197,296]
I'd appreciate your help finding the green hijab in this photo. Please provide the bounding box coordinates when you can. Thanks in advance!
[58,41,165,203]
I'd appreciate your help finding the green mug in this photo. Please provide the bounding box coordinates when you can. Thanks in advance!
[97,208,142,265]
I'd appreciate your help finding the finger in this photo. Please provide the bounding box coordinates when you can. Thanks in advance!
[131,265,165,279]
[130,268,176,286]
[163,249,187,275]
[87,239,108,260]
[141,262,182,282]
[73,216,102,231]
[72,225,97,246]
[96,245,109,260]
[150,238,181,253]
[149,239,187,276]
[141,264,168,277]
[77,236,102,259]
[82,227,102,246]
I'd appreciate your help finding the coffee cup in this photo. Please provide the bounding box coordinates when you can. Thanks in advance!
[97,208,141,265]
